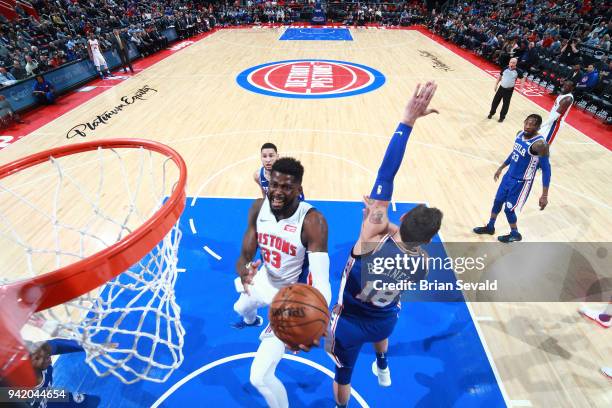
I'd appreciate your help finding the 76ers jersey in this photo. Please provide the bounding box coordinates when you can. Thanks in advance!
[338,235,427,319]
[256,198,313,286]
[506,132,545,181]
[259,167,269,194]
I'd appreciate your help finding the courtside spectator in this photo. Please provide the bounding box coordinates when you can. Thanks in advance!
[25,55,39,77]
[0,67,17,87]
[0,95,23,127]
[32,75,56,105]
[575,64,599,97]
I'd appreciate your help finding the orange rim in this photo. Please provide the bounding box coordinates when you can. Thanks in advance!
[0,139,187,386]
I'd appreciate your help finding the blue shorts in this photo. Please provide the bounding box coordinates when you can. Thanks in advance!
[326,308,398,370]
[494,173,534,212]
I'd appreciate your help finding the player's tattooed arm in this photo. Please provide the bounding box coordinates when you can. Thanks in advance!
[359,195,390,242]
[236,198,264,289]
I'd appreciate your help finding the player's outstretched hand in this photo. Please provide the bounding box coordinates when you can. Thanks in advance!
[539,195,548,210]
[401,81,439,127]
[241,259,261,295]
[362,195,375,220]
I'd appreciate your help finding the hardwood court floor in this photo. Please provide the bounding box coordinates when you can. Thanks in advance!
[1,28,610,407]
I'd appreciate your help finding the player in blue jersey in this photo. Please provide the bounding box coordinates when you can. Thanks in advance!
[27,338,102,407]
[253,143,279,197]
[253,142,304,201]
[473,114,551,242]
[325,82,443,408]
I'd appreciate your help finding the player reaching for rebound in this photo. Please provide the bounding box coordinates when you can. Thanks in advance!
[326,81,443,408]
[473,114,551,242]
[539,80,575,145]
[233,157,331,408]
[254,143,304,200]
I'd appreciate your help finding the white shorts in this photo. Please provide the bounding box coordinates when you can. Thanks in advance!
[92,52,107,68]
[249,264,282,305]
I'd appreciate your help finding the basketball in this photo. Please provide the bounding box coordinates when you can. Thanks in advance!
[269,284,330,350]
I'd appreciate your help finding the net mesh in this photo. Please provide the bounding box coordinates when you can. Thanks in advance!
[0,144,185,384]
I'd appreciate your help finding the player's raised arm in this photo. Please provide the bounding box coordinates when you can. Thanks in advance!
[532,141,551,210]
[359,81,438,242]
[302,209,331,306]
[236,198,264,293]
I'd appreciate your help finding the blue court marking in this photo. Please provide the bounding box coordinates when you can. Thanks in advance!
[280,28,353,41]
[53,198,505,407]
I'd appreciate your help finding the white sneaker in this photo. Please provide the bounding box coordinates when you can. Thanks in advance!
[371,360,391,387]
[601,367,611,379]
[578,307,611,328]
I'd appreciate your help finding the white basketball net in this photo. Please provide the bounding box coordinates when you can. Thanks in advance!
[0,145,185,384]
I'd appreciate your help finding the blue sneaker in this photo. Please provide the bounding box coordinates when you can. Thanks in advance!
[232,315,263,329]
[473,225,495,235]
[498,232,522,243]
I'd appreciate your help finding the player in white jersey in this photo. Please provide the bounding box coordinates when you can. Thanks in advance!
[87,32,112,79]
[539,80,574,145]
[234,157,331,408]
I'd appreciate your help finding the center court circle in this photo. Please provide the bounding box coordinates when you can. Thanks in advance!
[236,59,385,99]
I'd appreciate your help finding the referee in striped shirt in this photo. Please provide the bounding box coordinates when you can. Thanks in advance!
[488,57,526,122]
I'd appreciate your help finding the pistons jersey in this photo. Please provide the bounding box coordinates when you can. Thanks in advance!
[506,131,546,181]
[542,92,573,144]
[338,234,427,319]
[259,167,305,201]
[88,38,101,54]
[256,197,313,287]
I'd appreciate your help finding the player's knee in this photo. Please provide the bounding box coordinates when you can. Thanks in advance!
[249,368,266,390]
[504,207,517,223]
[335,366,354,385]
[233,296,251,315]
[233,299,244,315]
[491,200,504,214]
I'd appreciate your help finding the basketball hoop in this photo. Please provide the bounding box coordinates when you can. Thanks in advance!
[0,139,187,386]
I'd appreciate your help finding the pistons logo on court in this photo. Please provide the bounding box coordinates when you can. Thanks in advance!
[236,59,385,99]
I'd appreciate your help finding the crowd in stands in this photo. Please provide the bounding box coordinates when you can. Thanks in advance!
[0,0,219,89]
[0,0,430,92]
[429,0,611,121]
[0,0,611,123]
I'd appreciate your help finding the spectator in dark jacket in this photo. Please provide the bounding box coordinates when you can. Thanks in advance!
[0,94,24,126]
[518,41,539,71]
[110,28,133,74]
[559,38,580,65]
[10,60,27,80]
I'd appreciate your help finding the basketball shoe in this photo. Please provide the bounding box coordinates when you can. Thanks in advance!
[578,307,611,328]
[232,315,263,329]
[372,360,391,387]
